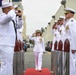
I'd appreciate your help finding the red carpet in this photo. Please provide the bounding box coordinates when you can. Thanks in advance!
[24,68,52,75]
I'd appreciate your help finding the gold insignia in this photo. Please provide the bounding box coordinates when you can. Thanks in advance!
[39,38,42,42]
[65,25,69,31]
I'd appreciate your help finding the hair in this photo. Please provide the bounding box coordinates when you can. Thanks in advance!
[2,8,5,12]
[35,32,42,36]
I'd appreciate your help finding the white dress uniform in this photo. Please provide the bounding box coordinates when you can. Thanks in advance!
[58,16,65,47]
[17,30,23,41]
[15,10,23,42]
[16,15,23,29]
[29,35,45,70]
[0,2,21,75]
[16,17,23,42]
[52,28,59,51]
[51,28,56,51]
[64,17,76,75]
[59,24,65,50]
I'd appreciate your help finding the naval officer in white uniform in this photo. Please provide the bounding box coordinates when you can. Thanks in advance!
[0,2,21,75]
[14,4,23,45]
[64,7,76,75]
[29,30,45,72]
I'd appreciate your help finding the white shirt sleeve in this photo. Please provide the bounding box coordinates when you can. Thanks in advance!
[69,21,76,50]
[0,13,12,24]
[29,35,35,41]
[8,9,16,19]
[0,9,16,24]
[16,16,23,29]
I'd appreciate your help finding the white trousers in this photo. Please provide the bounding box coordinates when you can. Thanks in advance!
[70,52,76,75]
[0,46,14,75]
[34,52,43,70]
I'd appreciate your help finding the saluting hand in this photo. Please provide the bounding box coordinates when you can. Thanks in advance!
[16,10,22,17]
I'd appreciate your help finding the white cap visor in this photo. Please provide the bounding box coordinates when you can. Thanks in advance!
[2,2,12,8]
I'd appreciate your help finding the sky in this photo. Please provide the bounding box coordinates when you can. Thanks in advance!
[22,0,62,35]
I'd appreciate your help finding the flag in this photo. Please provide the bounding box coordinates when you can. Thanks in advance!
[0,0,2,7]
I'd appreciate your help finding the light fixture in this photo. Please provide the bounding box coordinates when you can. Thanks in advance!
[52,15,55,20]
[48,22,51,25]
[41,27,44,33]
[61,0,66,8]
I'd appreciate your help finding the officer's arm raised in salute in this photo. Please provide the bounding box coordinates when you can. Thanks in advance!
[0,6,16,24]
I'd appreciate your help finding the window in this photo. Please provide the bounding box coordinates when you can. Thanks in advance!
[12,0,22,2]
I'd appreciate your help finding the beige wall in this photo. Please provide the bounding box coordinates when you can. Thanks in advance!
[22,16,27,40]
[42,0,76,43]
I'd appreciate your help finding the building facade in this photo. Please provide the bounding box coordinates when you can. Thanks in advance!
[42,0,76,43]
[22,16,27,40]
[12,0,22,2]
